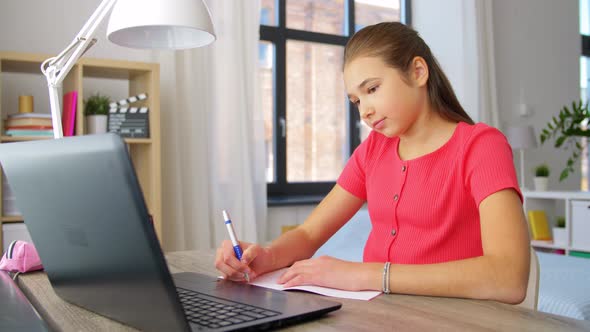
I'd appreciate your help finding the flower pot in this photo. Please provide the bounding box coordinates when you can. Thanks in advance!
[552,227,567,246]
[86,115,108,134]
[534,177,548,191]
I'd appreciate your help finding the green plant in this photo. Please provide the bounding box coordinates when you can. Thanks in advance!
[534,164,550,177]
[84,93,111,116]
[556,216,566,228]
[540,100,589,181]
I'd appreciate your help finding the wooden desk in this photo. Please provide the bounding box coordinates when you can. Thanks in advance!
[15,250,590,331]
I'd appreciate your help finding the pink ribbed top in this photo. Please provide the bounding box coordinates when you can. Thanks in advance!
[337,122,522,264]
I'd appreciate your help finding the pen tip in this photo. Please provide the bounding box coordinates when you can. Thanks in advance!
[222,210,229,221]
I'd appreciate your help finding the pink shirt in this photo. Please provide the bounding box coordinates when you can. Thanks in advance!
[337,122,522,264]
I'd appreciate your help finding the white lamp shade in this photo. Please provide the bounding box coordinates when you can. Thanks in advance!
[507,125,538,149]
[107,0,216,50]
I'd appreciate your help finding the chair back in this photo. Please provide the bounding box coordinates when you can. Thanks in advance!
[518,248,540,310]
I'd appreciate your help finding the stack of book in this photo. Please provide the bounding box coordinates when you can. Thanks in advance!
[4,113,53,137]
[2,171,21,216]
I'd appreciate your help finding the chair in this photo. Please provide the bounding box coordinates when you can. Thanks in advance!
[518,247,540,310]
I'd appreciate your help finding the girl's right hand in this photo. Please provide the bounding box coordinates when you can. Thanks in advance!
[214,240,275,282]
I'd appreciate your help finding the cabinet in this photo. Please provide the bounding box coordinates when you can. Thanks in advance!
[523,190,590,255]
[0,51,162,251]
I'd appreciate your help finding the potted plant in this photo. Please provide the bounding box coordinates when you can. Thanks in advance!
[533,164,550,191]
[84,93,111,134]
[553,216,567,245]
[540,100,589,181]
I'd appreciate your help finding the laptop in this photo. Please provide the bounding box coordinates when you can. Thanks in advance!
[0,134,341,331]
[0,271,50,331]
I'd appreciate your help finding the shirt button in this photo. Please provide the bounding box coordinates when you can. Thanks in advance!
[402,165,407,172]
[393,194,399,201]
[391,229,397,236]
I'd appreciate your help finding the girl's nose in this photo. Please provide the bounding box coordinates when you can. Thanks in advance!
[360,105,374,120]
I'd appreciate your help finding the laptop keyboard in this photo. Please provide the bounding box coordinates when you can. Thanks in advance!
[177,287,281,329]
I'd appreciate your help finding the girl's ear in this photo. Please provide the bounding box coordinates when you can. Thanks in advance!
[411,56,429,87]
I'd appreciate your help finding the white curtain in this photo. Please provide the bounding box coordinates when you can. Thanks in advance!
[153,0,266,251]
[471,0,500,127]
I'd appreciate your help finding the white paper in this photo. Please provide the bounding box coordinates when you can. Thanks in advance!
[249,268,381,301]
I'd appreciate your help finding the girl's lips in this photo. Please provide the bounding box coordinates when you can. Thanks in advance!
[372,118,385,130]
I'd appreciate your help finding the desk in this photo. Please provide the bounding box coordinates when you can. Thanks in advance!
[15,250,590,331]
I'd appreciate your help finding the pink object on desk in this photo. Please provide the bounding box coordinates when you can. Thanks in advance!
[0,240,43,273]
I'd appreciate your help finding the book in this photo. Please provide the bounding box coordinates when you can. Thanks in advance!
[5,125,53,130]
[7,113,52,119]
[5,117,53,127]
[5,129,54,136]
[62,91,78,136]
[527,210,552,240]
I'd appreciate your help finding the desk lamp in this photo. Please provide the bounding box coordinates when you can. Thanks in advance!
[41,0,216,138]
[507,125,538,190]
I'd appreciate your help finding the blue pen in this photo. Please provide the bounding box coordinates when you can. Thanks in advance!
[222,210,250,282]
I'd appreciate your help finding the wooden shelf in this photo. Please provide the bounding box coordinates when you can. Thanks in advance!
[1,216,24,223]
[124,138,152,144]
[0,51,162,250]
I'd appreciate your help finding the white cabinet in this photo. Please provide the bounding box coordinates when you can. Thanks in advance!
[523,191,590,254]
[571,200,590,251]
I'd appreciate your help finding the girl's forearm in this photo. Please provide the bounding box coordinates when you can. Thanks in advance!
[264,228,320,273]
[356,255,528,304]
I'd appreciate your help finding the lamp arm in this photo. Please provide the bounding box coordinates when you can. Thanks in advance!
[40,0,118,138]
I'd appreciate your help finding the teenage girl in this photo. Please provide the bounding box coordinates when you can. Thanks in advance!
[215,22,530,304]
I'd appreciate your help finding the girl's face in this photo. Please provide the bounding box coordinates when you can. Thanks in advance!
[344,56,428,138]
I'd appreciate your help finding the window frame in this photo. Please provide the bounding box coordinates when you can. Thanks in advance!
[262,0,412,203]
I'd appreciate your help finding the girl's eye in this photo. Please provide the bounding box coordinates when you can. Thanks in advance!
[368,85,379,94]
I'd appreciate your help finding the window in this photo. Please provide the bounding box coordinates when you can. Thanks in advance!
[260,0,410,201]
[580,0,590,190]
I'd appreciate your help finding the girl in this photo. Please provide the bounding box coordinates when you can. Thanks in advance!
[215,22,530,304]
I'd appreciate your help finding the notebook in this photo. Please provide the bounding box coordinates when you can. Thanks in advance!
[0,134,341,332]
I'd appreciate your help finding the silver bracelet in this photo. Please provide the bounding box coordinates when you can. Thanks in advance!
[382,262,391,294]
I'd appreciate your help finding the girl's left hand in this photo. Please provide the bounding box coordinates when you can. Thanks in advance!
[277,256,367,291]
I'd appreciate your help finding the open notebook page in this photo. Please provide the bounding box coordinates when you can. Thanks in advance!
[249,268,381,301]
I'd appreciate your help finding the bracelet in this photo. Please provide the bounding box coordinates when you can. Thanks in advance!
[382,262,391,294]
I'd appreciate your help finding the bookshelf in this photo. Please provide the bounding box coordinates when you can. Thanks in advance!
[523,191,590,256]
[0,51,162,251]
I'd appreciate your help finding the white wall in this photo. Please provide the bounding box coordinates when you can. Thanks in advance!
[412,0,480,122]
[0,0,155,114]
[492,0,580,190]
[0,0,151,61]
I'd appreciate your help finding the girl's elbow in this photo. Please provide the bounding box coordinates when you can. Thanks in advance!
[491,273,529,305]
[499,283,527,305]
[485,258,530,304]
